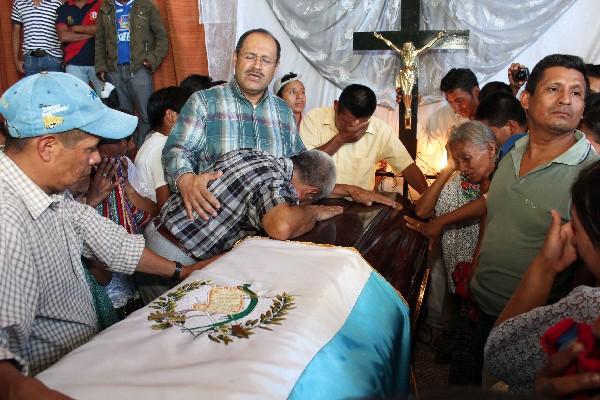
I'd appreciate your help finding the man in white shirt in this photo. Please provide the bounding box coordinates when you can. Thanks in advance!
[135,86,188,209]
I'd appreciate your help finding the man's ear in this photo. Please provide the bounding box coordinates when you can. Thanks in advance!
[232,51,238,69]
[507,119,520,134]
[333,100,339,112]
[165,109,177,126]
[472,86,480,100]
[301,185,320,202]
[36,135,59,162]
[520,91,530,111]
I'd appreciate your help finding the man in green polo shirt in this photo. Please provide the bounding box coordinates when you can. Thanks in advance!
[469,54,599,381]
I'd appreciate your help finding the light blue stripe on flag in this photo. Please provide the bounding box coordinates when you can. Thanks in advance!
[289,271,411,399]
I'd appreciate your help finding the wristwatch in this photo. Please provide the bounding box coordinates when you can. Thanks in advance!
[170,261,183,282]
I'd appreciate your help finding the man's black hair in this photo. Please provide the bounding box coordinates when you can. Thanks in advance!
[475,92,527,128]
[582,108,600,143]
[337,84,377,118]
[179,74,213,96]
[276,72,299,97]
[440,68,479,93]
[478,81,513,102]
[585,63,600,79]
[147,86,189,131]
[582,93,600,143]
[585,92,600,114]
[525,54,589,96]
[571,160,600,248]
[235,28,281,62]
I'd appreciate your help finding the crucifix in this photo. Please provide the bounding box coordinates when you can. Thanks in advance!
[353,0,469,160]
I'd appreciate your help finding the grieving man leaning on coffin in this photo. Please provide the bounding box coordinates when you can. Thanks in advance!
[300,83,428,194]
[163,28,396,226]
[0,72,217,399]
[136,148,343,304]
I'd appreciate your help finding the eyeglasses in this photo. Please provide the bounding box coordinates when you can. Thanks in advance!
[241,53,276,66]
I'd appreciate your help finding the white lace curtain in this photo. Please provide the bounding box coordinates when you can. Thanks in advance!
[263,0,577,106]
[199,0,238,82]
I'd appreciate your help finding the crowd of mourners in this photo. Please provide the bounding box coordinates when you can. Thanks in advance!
[2,0,600,398]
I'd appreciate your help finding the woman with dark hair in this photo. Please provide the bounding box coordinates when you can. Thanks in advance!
[485,160,600,394]
[274,72,306,128]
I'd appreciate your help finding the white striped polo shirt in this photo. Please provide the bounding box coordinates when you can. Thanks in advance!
[11,0,62,58]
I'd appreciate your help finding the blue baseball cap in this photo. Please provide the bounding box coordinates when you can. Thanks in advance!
[0,71,138,139]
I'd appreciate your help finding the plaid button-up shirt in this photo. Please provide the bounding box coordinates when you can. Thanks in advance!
[0,152,145,375]
[160,149,298,259]
[162,80,305,191]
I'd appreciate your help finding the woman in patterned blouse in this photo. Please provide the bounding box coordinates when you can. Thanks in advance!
[485,160,600,395]
[405,120,497,384]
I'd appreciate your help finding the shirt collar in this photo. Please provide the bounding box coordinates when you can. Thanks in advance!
[511,130,592,173]
[323,107,375,136]
[229,79,270,106]
[0,152,60,220]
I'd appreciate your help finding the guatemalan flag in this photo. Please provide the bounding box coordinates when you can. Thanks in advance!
[38,238,412,399]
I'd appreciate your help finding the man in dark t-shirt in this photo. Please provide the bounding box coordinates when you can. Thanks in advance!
[56,0,103,93]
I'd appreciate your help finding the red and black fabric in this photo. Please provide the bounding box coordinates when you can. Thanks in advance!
[56,0,102,65]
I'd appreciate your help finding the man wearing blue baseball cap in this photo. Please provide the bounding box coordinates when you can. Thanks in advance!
[0,72,216,398]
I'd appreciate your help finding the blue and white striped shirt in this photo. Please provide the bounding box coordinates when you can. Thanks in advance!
[11,0,62,58]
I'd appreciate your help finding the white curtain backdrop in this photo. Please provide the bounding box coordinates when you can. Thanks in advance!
[206,0,600,169]
[199,0,238,82]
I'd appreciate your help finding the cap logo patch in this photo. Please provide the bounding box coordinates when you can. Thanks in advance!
[43,115,64,129]
[42,104,69,129]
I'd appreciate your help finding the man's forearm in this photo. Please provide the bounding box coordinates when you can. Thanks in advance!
[0,361,25,399]
[262,204,319,240]
[11,25,21,64]
[136,248,177,278]
[0,360,71,399]
[72,24,97,35]
[329,183,354,198]
[401,163,428,194]
[58,30,93,43]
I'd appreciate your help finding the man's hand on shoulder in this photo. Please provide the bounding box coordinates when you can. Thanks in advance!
[176,171,223,221]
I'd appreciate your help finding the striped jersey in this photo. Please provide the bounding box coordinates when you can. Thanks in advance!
[11,0,62,58]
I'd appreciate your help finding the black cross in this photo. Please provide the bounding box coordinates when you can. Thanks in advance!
[353,0,469,160]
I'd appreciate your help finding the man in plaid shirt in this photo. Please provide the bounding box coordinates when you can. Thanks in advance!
[0,72,215,398]
[137,148,343,303]
[164,28,398,225]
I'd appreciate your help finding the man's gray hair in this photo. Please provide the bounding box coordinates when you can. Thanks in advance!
[447,120,497,149]
[290,150,336,200]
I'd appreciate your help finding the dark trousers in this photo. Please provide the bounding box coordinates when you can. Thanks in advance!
[108,64,153,147]
[472,310,498,378]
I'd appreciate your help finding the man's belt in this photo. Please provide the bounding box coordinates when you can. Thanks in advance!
[30,49,48,57]
[151,218,197,259]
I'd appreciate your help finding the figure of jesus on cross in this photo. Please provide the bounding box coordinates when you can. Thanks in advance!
[373,31,445,129]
